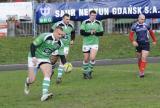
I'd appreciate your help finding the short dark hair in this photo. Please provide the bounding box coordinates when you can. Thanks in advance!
[90,10,96,15]
[55,26,63,31]
[62,13,70,18]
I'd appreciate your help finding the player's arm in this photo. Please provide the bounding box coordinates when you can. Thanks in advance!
[30,35,44,64]
[71,30,75,41]
[80,21,92,36]
[30,43,37,57]
[95,31,103,36]
[146,24,157,45]
[80,30,92,36]
[149,30,157,43]
[69,23,75,45]
[129,31,138,47]
[129,31,134,42]
[129,27,138,47]
[129,24,138,47]
[30,43,38,64]
[129,23,136,42]
[70,30,75,45]
[30,34,44,57]
[70,24,75,41]
[95,21,104,36]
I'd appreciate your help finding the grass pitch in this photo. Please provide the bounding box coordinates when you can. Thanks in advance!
[1,34,160,64]
[1,64,160,108]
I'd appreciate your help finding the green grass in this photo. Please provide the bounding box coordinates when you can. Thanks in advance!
[0,34,160,64]
[0,37,33,64]
[1,64,160,108]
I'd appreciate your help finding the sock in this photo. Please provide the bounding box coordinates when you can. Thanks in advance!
[138,59,141,70]
[89,60,95,72]
[42,77,50,95]
[57,65,64,78]
[139,60,147,73]
[25,77,30,86]
[83,61,90,74]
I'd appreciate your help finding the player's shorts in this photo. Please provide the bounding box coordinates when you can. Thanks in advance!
[28,57,51,68]
[82,44,99,53]
[52,47,69,55]
[136,41,150,53]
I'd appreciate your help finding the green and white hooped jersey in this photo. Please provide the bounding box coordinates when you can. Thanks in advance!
[51,21,74,47]
[80,19,103,45]
[28,33,63,59]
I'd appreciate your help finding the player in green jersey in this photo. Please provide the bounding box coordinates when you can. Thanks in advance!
[80,10,104,79]
[50,13,75,84]
[24,26,65,101]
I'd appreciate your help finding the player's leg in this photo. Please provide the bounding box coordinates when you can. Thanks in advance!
[56,63,64,84]
[135,44,143,77]
[40,63,53,101]
[83,52,90,79]
[136,52,142,71]
[24,57,38,95]
[56,55,67,84]
[136,43,142,69]
[89,45,98,78]
[50,55,59,78]
[56,47,68,84]
[82,45,91,79]
[139,50,149,77]
[138,42,150,77]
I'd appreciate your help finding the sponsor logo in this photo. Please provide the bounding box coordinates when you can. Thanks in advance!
[40,6,51,16]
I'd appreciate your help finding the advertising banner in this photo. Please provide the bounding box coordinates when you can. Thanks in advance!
[36,0,160,24]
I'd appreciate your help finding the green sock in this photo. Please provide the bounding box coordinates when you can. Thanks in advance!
[83,62,90,74]
[57,65,64,78]
[42,77,50,95]
[89,60,95,72]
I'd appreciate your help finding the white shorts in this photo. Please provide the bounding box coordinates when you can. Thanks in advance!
[52,50,58,55]
[82,44,99,52]
[28,57,51,68]
[64,47,69,55]
[52,47,69,55]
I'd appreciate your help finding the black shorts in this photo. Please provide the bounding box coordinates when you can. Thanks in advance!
[136,42,150,53]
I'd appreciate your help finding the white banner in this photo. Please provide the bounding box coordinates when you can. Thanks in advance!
[0,22,7,37]
[0,2,33,21]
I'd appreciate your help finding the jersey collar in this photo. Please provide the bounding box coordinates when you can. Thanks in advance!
[88,19,96,23]
[51,33,57,41]
[137,22,145,25]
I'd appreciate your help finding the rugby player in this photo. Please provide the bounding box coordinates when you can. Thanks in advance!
[129,14,157,78]
[80,10,104,79]
[50,13,75,84]
[24,26,64,101]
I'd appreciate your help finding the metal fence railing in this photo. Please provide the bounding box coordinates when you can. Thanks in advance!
[37,23,52,34]
[14,18,160,36]
[16,21,33,36]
